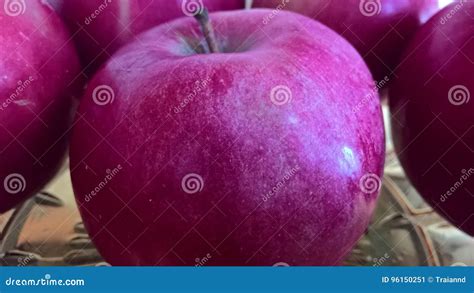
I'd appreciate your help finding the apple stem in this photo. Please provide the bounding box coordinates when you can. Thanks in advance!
[194,8,220,53]
[245,0,253,9]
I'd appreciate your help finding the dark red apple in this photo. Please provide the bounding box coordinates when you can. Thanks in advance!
[252,0,452,82]
[51,0,244,74]
[70,9,385,265]
[390,2,474,235]
[0,0,81,212]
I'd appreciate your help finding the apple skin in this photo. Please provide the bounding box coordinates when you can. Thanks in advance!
[390,2,474,236]
[70,9,385,265]
[0,0,81,212]
[253,0,452,82]
[51,0,244,74]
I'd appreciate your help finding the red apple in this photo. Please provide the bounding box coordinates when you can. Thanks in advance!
[70,9,385,265]
[390,2,474,235]
[51,0,244,74]
[0,0,81,212]
[252,0,452,82]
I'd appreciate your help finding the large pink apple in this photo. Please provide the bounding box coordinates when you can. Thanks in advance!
[70,9,385,266]
[390,2,474,236]
[253,0,452,82]
[0,0,81,212]
[51,0,244,74]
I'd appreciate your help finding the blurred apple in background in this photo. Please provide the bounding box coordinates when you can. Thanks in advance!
[390,2,474,235]
[50,0,244,74]
[252,0,453,83]
[0,0,81,212]
[69,9,385,265]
